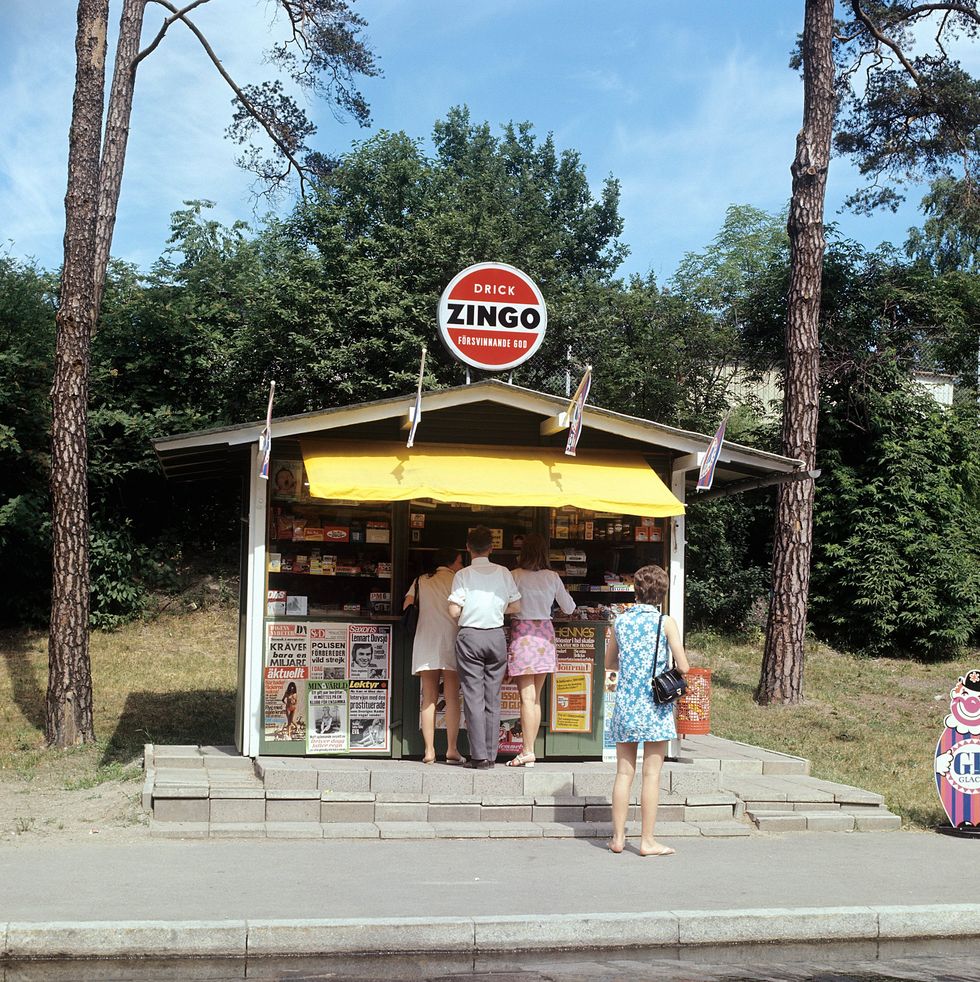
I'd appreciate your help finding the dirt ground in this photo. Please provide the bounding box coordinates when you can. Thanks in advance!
[0,764,148,846]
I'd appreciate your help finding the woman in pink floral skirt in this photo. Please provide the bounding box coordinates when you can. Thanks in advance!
[506,532,577,767]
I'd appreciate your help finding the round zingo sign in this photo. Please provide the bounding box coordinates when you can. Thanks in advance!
[437,262,547,371]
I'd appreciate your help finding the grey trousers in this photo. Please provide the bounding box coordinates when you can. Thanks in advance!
[455,626,508,762]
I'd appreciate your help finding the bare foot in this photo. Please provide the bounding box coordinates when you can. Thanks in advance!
[422,752,436,764]
[639,840,675,857]
[608,837,625,854]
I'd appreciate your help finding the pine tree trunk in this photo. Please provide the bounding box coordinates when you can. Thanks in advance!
[756,0,835,706]
[47,0,109,747]
[94,0,146,311]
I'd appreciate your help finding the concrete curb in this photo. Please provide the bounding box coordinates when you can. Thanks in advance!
[2,905,980,959]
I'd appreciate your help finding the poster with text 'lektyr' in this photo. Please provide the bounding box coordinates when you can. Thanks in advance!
[349,680,390,752]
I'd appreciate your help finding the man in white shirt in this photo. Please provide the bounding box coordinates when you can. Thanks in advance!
[448,526,521,769]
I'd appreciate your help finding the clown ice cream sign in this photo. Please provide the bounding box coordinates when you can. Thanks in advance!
[936,669,980,827]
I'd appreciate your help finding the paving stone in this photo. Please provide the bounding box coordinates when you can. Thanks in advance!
[761,759,810,775]
[802,812,855,832]
[487,822,544,838]
[669,770,720,795]
[472,769,523,795]
[149,820,209,838]
[532,795,587,806]
[675,755,721,770]
[317,770,371,792]
[684,805,733,822]
[532,805,585,822]
[262,767,319,791]
[522,771,574,797]
[876,904,980,939]
[210,787,265,799]
[481,805,532,822]
[431,822,491,838]
[156,744,201,755]
[210,798,266,824]
[790,801,840,811]
[152,756,204,770]
[154,798,210,823]
[375,791,428,803]
[718,759,765,775]
[321,823,380,839]
[854,811,902,832]
[481,795,533,807]
[266,788,321,800]
[427,803,482,822]
[573,772,624,798]
[537,822,598,838]
[152,773,209,790]
[375,802,429,822]
[319,791,375,802]
[203,757,255,771]
[209,822,266,838]
[677,906,875,945]
[683,791,737,805]
[376,822,436,839]
[371,770,424,793]
[266,799,320,823]
[698,821,752,837]
[753,813,807,833]
[834,788,885,806]
[422,769,476,795]
[320,800,375,823]
[429,793,483,805]
[655,821,701,837]
[265,822,323,838]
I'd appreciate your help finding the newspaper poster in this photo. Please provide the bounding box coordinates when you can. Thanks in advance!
[497,679,523,754]
[309,622,347,679]
[264,622,309,742]
[602,670,618,762]
[349,680,390,752]
[307,680,349,754]
[555,623,598,664]
[550,659,594,733]
[348,623,391,679]
[422,675,466,731]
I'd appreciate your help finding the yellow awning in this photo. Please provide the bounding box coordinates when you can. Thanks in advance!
[300,440,684,518]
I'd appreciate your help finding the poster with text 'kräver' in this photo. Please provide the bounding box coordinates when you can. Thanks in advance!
[264,622,309,742]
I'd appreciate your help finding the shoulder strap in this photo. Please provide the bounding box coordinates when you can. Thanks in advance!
[412,577,420,608]
[651,613,667,683]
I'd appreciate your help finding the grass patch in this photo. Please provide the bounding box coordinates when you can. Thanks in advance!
[0,608,237,789]
[690,630,977,828]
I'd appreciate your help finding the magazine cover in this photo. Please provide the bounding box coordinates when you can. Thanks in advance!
[264,622,310,742]
[309,623,347,679]
[270,460,304,500]
[307,681,349,753]
[349,680,390,752]
[347,624,391,679]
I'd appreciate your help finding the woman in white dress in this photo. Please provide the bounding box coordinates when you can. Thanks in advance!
[403,547,465,764]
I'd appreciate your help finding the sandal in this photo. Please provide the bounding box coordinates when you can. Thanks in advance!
[505,749,536,768]
[444,754,466,766]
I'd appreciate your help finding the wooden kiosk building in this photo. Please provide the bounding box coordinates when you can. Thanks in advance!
[153,380,802,761]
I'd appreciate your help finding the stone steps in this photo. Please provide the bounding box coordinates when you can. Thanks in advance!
[144,743,903,839]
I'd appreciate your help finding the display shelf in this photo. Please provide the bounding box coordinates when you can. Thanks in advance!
[268,571,391,579]
[270,538,391,545]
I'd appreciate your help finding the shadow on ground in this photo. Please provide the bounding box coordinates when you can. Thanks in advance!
[1,632,46,731]
[100,689,236,765]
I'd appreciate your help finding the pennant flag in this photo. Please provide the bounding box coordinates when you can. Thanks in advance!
[407,347,427,449]
[696,413,729,491]
[564,366,592,457]
[258,381,276,480]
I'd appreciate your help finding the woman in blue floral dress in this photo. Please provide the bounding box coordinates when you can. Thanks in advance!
[607,565,690,856]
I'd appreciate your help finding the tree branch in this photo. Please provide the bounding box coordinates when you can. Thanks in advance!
[849,0,925,86]
[136,0,212,68]
[149,0,309,197]
[903,3,980,22]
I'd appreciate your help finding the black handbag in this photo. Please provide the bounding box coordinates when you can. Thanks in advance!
[401,577,420,633]
[651,614,687,705]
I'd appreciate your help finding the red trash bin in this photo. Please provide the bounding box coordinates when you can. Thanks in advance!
[677,668,711,735]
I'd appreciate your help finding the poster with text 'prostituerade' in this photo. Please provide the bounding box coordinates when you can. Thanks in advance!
[307,680,349,754]
[349,680,390,752]
[309,622,347,680]
[264,622,309,742]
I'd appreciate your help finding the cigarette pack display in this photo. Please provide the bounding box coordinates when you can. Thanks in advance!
[365,526,390,543]
[293,554,311,574]
[275,512,294,539]
[584,521,594,540]
[335,564,360,576]
[286,595,308,616]
[565,564,588,578]
[410,513,426,528]
[649,526,663,542]
[268,552,282,573]
[376,562,392,578]
[267,590,287,617]
[302,527,324,542]
[634,527,649,542]
[343,603,361,613]
[564,549,587,562]
[321,525,350,543]
[291,519,308,541]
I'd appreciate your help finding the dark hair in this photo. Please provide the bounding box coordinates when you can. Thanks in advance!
[633,564,669,605]
[429,546,462,576]
[467,525,493,554]
[284,682,297,696]
[517,531,550,571]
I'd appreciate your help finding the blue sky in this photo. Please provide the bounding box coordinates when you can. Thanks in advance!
[0,1,959,281]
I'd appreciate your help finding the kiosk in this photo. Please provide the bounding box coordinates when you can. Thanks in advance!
[153,379,803,760]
